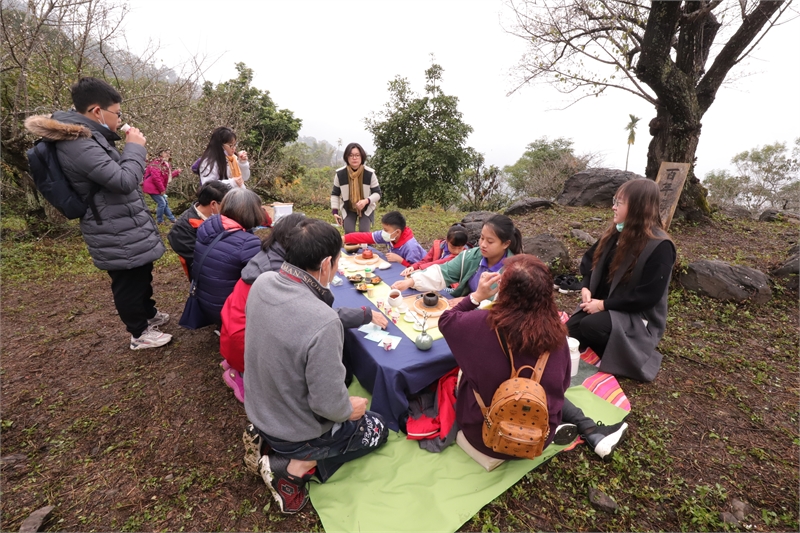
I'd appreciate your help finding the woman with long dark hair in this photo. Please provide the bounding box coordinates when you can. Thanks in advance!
[391,214,522,298]
[199,127,250,189]
[330,142,381,233]
[567,178,676,382]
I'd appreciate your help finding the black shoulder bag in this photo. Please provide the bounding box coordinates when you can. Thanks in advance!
[178,230,230,329]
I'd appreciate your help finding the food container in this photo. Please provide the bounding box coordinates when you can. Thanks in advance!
[272,202,293,222]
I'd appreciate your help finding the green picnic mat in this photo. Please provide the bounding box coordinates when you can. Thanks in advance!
[308,380,628,533]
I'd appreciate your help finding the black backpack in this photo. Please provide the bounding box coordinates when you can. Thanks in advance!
[27,139,102,223]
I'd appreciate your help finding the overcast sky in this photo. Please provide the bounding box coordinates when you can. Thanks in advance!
[123,0,799,179]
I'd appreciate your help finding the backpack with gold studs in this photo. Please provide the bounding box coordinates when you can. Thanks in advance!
[472,329,550,459]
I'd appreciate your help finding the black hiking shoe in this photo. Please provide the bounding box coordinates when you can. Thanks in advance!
[583,421,629,461]
[552,423,578,445]
[558,275,583,293]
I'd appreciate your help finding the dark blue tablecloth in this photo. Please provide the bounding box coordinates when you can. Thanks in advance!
[331,250,456,431]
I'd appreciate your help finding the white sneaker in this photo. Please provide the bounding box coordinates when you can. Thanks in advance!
[130,326,172,350]
[148,311,170,327]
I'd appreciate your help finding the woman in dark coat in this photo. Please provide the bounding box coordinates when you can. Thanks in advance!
[193,188,265,325]
[567,178,677,382]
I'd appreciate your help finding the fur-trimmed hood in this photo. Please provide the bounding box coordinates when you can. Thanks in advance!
[24,114,92,141]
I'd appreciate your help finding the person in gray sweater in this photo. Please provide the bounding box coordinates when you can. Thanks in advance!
[243,219,388,514]
[24,77,171,350]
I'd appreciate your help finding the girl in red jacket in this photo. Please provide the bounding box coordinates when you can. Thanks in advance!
[400,223,470,277]
[142,148,181,224]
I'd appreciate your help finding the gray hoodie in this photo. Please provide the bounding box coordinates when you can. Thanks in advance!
[244,268,352,441]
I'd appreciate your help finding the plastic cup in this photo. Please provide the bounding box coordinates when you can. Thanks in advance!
[567,337,581,377]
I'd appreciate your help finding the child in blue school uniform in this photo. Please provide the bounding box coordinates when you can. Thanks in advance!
[344,211,425,267]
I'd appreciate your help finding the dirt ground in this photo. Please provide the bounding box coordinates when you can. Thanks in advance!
[1,207,798,532]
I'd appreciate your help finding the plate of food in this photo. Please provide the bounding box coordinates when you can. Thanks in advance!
[365,275,383,285]
[354,283,369,292]
[348,274,364,284]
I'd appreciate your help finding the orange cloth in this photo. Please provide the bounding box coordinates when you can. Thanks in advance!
[226,154,242,178]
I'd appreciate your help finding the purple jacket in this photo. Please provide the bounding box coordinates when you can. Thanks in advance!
[439,297,572,460]
[193,214,261,325]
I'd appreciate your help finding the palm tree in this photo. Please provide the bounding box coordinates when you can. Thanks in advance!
[624,114,641,172]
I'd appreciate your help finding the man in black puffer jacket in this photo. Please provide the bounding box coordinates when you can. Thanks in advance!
[25,77,172,350]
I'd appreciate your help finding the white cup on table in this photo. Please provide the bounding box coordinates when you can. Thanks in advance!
[388,289,403,309]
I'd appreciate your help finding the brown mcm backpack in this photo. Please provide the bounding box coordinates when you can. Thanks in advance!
[472,330,550,459]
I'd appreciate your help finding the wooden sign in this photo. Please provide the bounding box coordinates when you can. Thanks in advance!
[655,162,690,230]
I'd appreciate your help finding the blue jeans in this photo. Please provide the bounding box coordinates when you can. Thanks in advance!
[258,412,389,482]
[150,194,175,223]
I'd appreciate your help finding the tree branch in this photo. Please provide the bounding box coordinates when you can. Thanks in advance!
[696,0,784,113]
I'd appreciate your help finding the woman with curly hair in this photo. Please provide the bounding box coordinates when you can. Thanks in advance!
[438,255,574,464]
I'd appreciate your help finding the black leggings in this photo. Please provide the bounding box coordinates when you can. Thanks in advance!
[566,310,612,356]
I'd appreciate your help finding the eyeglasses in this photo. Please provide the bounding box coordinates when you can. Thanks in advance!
[225,142,238,148]
[612,198,626,207]
[348,153,361,159]
[93,107,122,119]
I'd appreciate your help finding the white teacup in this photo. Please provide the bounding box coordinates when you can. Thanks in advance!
[388,289,403,308]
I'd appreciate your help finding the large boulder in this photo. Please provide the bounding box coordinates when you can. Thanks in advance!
[556,168,643,207]
[716,205,753,220]
[522,234,571,273]
[681,260,771,304]
[759,208,781,222]
[461,211,497,224]
[771,252,799,289]
[461,211,498,247]
[504,197,554,216]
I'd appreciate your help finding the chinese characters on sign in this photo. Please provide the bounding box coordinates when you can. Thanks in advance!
[655,162,690,230]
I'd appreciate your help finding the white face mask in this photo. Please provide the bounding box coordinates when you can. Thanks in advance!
[381,229,399,242]
[317,257,333,289]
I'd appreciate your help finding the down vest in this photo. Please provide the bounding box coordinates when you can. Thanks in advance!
[24,111,164,270]
[194,214,261,325]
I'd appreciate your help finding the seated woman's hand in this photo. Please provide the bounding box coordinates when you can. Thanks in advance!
[400,266,414,277]
[391,278,414,291]
[472,271,502,303]
[579,298,604,314]
[385,252,403,263]
[581,287,592,304]
[371,310,388,329]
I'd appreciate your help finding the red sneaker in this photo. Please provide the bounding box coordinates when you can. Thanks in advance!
[259,454,309,514]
